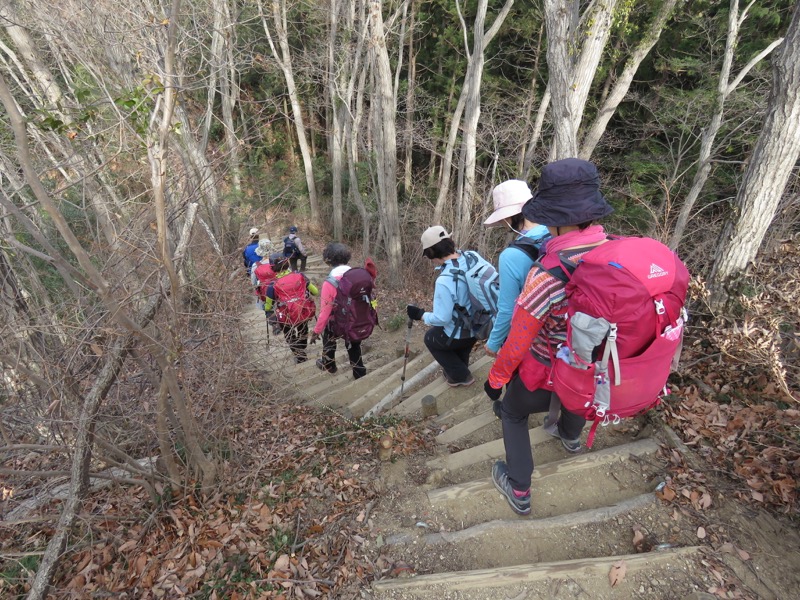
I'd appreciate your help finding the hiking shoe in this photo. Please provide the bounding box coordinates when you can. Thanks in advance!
[446,375,475,388]
[315,358,337,374]
[542,415,582,453]
[491,461,531,516]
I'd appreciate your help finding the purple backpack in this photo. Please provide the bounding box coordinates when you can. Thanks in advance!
[326,267,378,342]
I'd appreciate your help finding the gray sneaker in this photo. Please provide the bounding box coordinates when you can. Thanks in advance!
[542,415,582,453]
[491,461,531,516]
[446,374,475,388]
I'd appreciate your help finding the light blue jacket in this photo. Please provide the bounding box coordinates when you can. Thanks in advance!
[422,256,472,339]
[485,225,550,353]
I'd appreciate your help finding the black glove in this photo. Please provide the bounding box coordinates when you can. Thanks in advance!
[406,304,425,321]
[484,380,503,401]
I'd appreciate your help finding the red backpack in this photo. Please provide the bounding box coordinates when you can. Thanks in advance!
[253,262,277,301]
[326,267,378,342]
[544,237,689,447]
[273,273,316,325]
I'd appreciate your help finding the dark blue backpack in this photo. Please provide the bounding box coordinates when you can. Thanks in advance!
[283,236,299,258]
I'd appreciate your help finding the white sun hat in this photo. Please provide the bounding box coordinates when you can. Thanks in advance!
[483,180,533,227]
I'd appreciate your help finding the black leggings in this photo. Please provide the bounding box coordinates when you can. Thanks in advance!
[280,320,309,361]
[321,327,366,379]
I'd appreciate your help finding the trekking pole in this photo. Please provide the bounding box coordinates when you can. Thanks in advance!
[400,316,413,398]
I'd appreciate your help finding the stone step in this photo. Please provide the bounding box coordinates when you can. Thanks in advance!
[426,439,660,529]
[435,406,496,445]
[308,353,410,408]
[349,354,435,417]
[392,354,493,417]
[371,546,700,597]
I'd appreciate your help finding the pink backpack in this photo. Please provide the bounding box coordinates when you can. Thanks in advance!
[544,237,690,446]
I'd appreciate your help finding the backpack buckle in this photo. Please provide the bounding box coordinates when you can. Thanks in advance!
[655,299,666,315]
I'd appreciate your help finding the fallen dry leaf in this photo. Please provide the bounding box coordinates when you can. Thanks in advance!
[736,547,750,561]
[657,485,677,502]
[608,560,627,587]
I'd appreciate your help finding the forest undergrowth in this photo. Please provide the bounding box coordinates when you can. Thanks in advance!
[0,231,798,599]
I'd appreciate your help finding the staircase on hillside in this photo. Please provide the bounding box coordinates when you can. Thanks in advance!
[244,255,706,599]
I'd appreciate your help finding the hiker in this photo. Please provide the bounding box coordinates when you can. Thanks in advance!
[309,242,376,379]
[243,227,261,275]
[264,253,318,364]
[283,225,308,273]
[483,179,550,358]
[483,158,614,516]
[406,226,478,387]
[251,238,276,311]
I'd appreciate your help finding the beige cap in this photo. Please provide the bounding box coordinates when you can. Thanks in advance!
[249,227,259,236]
[421,226,451,252]
[484,180,532,227]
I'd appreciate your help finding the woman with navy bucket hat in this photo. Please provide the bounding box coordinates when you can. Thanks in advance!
[483,158,614,516]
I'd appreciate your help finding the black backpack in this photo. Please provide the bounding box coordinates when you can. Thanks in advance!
[283,236,299,258]
[507,233,551,262]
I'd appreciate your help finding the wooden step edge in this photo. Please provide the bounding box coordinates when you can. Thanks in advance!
[418,492,657,547]
[433,391,487,424]
[428,438,660,504]
[371,546,701,592]
[364,354,439,419]
[392,378,449,416]
[435,406,495,445]
[312,354,409,406]
[350,352,430,418]
[427,425,552,471]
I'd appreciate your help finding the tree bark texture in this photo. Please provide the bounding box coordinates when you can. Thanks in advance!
[260,0,321,223]
[545,0,619,160]
[369,0,402,279]
[709,2,800,308]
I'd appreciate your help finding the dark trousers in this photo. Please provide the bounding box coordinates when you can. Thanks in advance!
[321,327,366,379]
[500,375,586,491]
[290,254,307,272]
[423,326,476,384]
[280,320,309,362]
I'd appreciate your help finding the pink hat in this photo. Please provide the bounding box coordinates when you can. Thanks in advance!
[484,180,532,227]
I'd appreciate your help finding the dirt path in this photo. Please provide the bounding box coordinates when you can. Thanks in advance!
[245,256,800,600]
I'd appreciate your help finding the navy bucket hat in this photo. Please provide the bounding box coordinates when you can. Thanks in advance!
[522,158,613,227]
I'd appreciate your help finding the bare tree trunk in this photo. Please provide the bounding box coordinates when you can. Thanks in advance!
[210,0,242,193]
[329,0,345,239]
[521,86,550,180]
[434,0,514,229]
[518,22,544,175]
[349,59,372,256]
[579,0,679,160]
[545,0,619,160]
[260,0,320,224]
[402,0,417,193]
[368,0,402,279]
[669,0,784,249]
[709,3,800,309]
